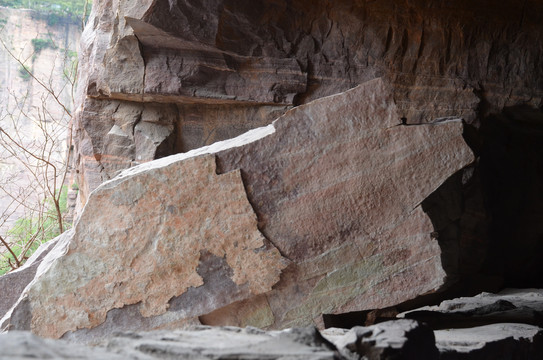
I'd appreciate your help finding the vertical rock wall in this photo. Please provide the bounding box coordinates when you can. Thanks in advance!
[73,0,543,206]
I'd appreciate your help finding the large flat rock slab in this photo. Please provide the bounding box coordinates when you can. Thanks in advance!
[2,156,287,339]
[209,78,475,328]
[1,78,474,339]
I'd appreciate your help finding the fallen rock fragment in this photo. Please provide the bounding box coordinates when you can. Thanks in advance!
[1,78,474,339]
[210,78,475,328]
[2,155,287,339]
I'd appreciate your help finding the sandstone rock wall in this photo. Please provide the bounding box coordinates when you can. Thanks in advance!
[1,79,475,339]
[73,0,543,205]
[3,0,542,342]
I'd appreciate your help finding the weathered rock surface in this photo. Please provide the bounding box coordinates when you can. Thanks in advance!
[2,322,543,359]
[323,320,439,360]
[1,78,474,339]
[1,325,425,360]
[435,323,543,360]
[0,236,62,319]
[73,0,543,204]
[206,79,474,329]
[2,154,287,338]
[401,289,543,329]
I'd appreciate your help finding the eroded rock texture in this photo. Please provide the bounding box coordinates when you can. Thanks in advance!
[2,155,286,338]
[2,321,542,360]
[73,0,543,205]
[401,288,543,329]
[1,79,474,339]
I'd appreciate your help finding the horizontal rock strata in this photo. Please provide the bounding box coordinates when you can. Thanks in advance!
[1,78,474,339]
[73,0,543,202]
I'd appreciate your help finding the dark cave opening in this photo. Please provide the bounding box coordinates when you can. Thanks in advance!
[421,104,543,294]
[478,105,543,288]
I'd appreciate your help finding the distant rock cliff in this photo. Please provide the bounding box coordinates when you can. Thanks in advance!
[0,6,80,126]
[0,6,80,231]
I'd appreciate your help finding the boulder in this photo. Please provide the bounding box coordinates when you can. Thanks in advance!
[1,78,474,339]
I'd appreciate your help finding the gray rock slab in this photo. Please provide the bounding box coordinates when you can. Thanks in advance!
[323,319,439,360]
[435,323,543,360]
[0,327,341,360]
[0,331,124,360]
[0,234,65,318]
[400,289,543,329]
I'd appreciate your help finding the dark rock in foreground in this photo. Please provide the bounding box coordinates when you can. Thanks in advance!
[2,318,543,359]
[323,319,439,360]
[0,322,431,360]
[401,289,543,329]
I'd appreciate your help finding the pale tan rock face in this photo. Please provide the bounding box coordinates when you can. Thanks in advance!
[16,155,286,338]
[1,78,474,339]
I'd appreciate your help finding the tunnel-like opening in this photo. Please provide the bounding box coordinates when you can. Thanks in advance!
[478,105,543,288]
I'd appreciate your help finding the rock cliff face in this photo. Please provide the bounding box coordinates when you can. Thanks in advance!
[71,1,543,288]
[73,0,543,205]
[68,0,543,295]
